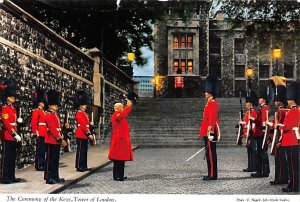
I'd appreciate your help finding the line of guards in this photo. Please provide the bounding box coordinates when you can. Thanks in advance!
[237,80,300,193]
[0,79,95,184]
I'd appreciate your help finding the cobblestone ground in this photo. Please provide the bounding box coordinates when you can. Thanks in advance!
[61,147,298,195]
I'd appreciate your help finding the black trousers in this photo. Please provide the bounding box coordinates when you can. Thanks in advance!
[284,146,299,192]
[1,140,17,181]
[175,87,183,98]
[256,137,270,175]
[246,138,258,171]
[35,136,46,170]
[113,160,125,179]
[274,146,288,183]
[75,138,88,169]
[203,137,217,178]
[44,144,60,181]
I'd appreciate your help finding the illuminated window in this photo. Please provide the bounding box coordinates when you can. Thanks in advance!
[187,60,193,72]
[173,36,179,49]
[181,60,186,72]
[180,36,186,49]
[187,36,193,48]
[173,60,179,73]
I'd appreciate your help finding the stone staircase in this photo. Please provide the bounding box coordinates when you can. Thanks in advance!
[127,97,242,148]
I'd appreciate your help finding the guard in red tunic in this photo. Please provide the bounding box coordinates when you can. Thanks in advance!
[31,89,48,171]
[0,80,22,184]
[44,89,67,184]
[267,85,288,185]
[251,87,270,178]
[74,90,94,172]
[199,75,220,181]
[174,68,184,98]
[239,90,258,172]
[277,82,300,193]
[108,99,133,181]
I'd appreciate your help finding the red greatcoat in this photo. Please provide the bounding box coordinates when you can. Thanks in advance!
[75,110,90,139]
[31,108,47,137]
[44,111,63,145]
[0,104,17,141]
[108,106,133,161]
[279,106,300,147]
[199,99,219,137]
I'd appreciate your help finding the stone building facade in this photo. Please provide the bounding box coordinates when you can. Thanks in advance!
[0,0,135,170]
[154,2,300,98]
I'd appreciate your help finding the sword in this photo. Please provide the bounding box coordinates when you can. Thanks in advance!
[270,112,278,155]
[186,147,205,162]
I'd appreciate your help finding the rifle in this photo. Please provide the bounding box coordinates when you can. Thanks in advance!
[262,109,269,150]
[270,112,278,155]
[245,111,253,148]
[89,111,97,146]
[62,111,72,152]
[236,91,244,145]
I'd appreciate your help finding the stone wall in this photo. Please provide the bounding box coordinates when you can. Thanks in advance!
[0,1,135,172]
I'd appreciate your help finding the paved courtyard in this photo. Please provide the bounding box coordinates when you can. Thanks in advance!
[61,147,298,195]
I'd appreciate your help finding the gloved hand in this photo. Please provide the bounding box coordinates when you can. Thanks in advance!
[208,135,214,141]
[13,133,22,142]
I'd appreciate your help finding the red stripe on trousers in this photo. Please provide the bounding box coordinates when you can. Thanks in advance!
[291,147,295,190]
[77,140,82,168]
[45,145,50,179]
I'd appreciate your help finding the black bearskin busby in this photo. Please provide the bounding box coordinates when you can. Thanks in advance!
[205,75,221,98]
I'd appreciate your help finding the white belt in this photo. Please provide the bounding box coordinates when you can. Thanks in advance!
[292,127,299,140]
[10,123,16,126]
[39,123,46,126]
[78,124,89,127]
[56,128,61,131]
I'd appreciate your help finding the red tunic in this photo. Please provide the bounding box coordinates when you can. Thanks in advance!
[252,104,269,138]
[31,108,47,137]
[108,106,133,161]
[174,76,184,88]
[44,111,62,145]
[75,110,90,139]
[240,109,257,138]
[279,106,300,147]
[268,107,286,140]
[0,104,17,141]
[199,99,219,137]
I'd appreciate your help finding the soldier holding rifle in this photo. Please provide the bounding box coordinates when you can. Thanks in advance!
[251,87,270,178]
[74,90,94,172]
[267,85,288,185]
[277,82,300,193]
[239,90,258,173]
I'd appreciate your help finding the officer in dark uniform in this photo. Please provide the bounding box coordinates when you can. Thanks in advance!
[267,85,288,185]
[277,81,300,192]
[74,90,94,172]
[31,89,48,171]
[199,76,220,181]
[251,87,270,178]
[44,89,67,184]
[0,80,22,184]
[239,90,258,172]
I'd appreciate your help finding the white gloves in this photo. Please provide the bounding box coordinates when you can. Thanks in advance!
[208,135,214,141]
[14,134,22,142]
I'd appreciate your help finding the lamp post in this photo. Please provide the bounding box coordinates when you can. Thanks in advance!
[245,66,255,96]
[127,52,135,69]
[272,46,281,76]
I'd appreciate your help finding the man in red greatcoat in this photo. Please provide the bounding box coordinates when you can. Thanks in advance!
[74,90,94,172]
[277,82,300,193]
[44,89,67,184]
[199,75,220,181]
[108,99,133,181]
[31,89,48,171]
[0,80,22,184]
